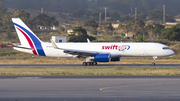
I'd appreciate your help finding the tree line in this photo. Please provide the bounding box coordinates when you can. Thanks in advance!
[67,19,180,42]
[119,19,180,41]
[71,8,175,22]
[0,9,59,29]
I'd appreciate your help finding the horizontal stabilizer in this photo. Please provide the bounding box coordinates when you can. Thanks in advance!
[13,46,33,50]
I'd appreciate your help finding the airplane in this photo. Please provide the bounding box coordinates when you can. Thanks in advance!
[12,18,174,66]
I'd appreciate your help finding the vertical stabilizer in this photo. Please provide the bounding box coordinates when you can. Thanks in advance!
[12,18,42,46]
[12,18,45,56]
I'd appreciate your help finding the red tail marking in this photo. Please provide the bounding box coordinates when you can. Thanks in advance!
[16,27,38,55]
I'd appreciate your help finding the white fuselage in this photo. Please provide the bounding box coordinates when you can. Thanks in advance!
[14,42,174,58]
[11,18,174,65]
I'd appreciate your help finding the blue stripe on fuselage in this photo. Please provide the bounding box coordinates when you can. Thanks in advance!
[14,23,46,56]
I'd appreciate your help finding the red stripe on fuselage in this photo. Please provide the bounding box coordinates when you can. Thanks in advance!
[16,27,38,55]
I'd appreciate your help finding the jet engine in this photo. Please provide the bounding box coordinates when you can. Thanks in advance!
[111,57,121,61]
[94,54,111,62]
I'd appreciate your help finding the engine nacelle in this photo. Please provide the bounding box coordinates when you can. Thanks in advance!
[94,54,111,62]
[111,57,121,61]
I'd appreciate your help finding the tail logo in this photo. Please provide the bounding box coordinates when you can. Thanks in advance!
[14,23,46,56]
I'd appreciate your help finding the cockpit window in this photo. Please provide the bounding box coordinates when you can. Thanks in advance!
[163,47,169,50]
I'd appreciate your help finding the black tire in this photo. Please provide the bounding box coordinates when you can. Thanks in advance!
[90,62,93,65]
[83,62,87,66]
[87,62,91,66]
[93,62,97,65]
[152,62,155,66]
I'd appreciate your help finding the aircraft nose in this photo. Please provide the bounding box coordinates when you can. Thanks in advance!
[169,50,174,56]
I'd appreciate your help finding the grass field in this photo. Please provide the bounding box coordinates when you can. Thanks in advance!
[0,66,180,76]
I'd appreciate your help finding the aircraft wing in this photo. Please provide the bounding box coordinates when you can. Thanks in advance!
[50,39,103,57]
[63,49,98,57]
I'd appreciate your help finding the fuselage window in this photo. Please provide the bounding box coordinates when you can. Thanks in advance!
[162,47,169,50]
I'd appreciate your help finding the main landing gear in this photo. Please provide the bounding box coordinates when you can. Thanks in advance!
[83,57,97,66]
[83,62,97,66]
[152,56,157,66]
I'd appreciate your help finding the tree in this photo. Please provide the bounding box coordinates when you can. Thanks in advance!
[119,23,128,33]
[84,20,98,29]
[1,11,13,29]
[144,24,154,39]
[138,12,146,19]
[152,24,165,38]
[13,9,30,19]
[99,22,114,35]
[111,11,120,21]
[160,24,180,41]
[72,26,87,35]
[127,19,145,35]
[106,23,113,31]
[119,16,133,22]
[72,9,85,17]
[6,25,11,39]
[33,13,59,29]
[149,8,163,21]
[12,9,32,27]
[91,11,99,18]
[68,26,96,42]
[134,36,146,42]
[85,9,93,17]
[166,14,175,22]
[90,29,97,35]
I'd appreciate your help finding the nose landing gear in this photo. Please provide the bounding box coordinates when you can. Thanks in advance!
[152,56,157,66]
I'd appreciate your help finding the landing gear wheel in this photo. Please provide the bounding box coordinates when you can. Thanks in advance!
[93,62,97,65]
[152,62,155,66]
[83,61,97,66]
[83,62,87,66]
[87,62,91,66]
[151,56,157,66]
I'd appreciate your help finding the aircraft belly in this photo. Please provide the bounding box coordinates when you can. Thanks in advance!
[43,48,73,58]
[118,49,149,57]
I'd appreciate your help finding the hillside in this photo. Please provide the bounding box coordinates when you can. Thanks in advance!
[3,0,180,15]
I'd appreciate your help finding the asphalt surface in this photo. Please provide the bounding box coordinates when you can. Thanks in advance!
[0,76,180,101]
[0,64,180,68]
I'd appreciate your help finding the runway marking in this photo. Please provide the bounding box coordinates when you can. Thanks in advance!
[99,82,179,91]
[16,77,41,79]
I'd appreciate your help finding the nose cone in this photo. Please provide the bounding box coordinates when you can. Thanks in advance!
[168,49,174,56]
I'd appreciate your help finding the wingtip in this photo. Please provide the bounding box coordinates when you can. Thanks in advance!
[87,38,91,43]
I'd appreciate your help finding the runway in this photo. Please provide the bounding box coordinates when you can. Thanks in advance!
[0,64,180,68]
[0,76,180,101]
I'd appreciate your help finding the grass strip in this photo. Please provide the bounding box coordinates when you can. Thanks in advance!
[0,66,180,76]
